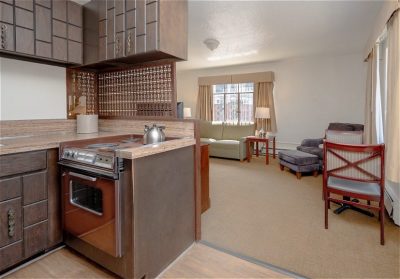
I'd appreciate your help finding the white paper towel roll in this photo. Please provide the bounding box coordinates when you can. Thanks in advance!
[77,115,98,134]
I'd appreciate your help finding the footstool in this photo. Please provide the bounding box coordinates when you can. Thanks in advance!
[278,150,320,179]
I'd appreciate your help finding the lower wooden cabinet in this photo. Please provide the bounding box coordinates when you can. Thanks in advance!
[0,149,62,272]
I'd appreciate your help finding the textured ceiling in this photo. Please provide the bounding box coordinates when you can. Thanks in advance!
[178,0,383,70]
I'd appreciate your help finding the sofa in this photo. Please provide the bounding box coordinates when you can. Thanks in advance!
[200,121,254,161]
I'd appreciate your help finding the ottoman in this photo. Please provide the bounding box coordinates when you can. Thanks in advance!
[278,150,320,179]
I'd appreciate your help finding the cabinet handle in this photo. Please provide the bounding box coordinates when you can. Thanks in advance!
[8,209,16,237]
[1,24,7,49]
[127,32,131,53]
[115,38,120,54]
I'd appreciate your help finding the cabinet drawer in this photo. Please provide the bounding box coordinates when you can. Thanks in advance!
[0,150,46,177]
[23,171,47,206]
[0,198,22,248]
[0,2,13,24]
[24,221,47,258]
[24,200,48,227]
[0,241,23,271]
[0,177,21,202]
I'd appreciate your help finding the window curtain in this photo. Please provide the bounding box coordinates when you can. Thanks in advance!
[254,82,277,132]
[385,10,400,183]
[196,85,213,121]
[364,47,379,144]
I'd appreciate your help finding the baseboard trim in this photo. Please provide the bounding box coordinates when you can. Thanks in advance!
[199,240,308,279]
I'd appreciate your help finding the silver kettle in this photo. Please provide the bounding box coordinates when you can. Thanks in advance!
[143,124,166,145]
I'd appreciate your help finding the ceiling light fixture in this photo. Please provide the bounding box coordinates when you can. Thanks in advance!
[207,50,258,61]
[203,38,220,51]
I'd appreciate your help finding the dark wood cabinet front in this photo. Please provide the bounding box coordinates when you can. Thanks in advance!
[0,149,62,272]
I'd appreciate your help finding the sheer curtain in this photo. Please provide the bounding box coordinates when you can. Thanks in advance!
[196,85,213,121]
[254,82,277,132]
[385,10,400,183]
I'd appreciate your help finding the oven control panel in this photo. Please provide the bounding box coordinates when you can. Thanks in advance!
[62,148,114,170]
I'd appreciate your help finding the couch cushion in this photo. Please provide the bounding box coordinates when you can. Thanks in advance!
[200,138,217,145]
[327,176,380,197]
[200,121,223,140]
[212,140,240,149]
[279,150,319,165]
[222,124,254,140]
[296,146,323,159]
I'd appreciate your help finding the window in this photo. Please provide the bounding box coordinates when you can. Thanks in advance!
[212,83,254,124]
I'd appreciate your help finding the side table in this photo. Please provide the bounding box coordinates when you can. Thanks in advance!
[246,136,276,165]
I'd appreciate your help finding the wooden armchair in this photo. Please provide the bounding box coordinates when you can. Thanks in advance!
[323,141,385,245]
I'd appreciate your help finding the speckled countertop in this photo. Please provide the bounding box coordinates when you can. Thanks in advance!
[0,132,196,159]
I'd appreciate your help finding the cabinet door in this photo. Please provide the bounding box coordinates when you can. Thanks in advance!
[0,177,21,202]
[35,5,51,42]
[68,25,82,43]
[68,40,82,64]
[24,221,48,258]
[146,21,157,51]
[98,0,107,21]
[115,0,124,15]
[0,23,14,51]
[126,0,135,11]
[15,27,34,55]
[107,42,114,60]
[125,9,135,29]
[53,20,67,38]
[53,36,67,61]
[0,198,22,248]
[36,0,51,8]
[0,2,13,24]
[107,8,114,43]
[136,0,145,36]
[23,200,48,227]
[53,0,66,22]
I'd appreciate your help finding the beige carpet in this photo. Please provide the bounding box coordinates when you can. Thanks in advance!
[202,157,400,278]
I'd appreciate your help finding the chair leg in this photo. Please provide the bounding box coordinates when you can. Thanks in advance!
[367,200,371,206]
[325,194,329,229]
[327,193,331,209]
[380,206,385,245]
[280,164,284,171]
[296,172,301,179]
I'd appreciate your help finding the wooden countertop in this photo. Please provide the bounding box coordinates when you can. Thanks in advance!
[0,132,195,159]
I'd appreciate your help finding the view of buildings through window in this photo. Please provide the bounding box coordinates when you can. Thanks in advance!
[212,83,254,124]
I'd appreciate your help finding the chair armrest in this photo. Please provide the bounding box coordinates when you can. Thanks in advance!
[239,137,248,160]
[300,138,324,147]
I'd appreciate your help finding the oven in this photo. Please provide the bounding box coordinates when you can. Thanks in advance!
[61,168,122,258]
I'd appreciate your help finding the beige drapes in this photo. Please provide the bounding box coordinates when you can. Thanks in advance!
[254,82,277,132]
[385,10,400,183]
[364,47,379,144]
[196,85,213,121]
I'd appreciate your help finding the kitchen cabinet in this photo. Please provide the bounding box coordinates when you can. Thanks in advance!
[201,144,210,213]
[0,149,62,272]
[84,0,187,65]
[0,0,83,65]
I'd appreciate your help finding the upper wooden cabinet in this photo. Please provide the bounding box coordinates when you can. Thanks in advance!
[83,0,188,65]
[0,0,83,65]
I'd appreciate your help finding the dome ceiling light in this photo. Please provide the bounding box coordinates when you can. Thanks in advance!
[203,38,220,51]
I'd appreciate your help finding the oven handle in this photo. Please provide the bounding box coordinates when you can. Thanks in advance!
[69,171,97,182]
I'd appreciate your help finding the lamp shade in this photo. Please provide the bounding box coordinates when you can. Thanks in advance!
[255,107,270,119]
[183,107,192,118]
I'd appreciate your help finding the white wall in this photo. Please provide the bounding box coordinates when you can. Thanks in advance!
[0,57,67,120]
[177,52,367,146]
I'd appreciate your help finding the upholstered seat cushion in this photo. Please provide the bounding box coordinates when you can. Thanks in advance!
[327,176,381,197]
[212,140,240,149]
[296,146,323,159]
[279,150,319,165]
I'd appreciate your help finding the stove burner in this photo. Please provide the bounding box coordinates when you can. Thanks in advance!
[87,143,119,149]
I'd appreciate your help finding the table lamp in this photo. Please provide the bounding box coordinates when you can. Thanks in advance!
[183,107,192,118]
[255,107,270,137]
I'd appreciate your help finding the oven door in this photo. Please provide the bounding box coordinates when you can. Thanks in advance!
[62,169,122,257]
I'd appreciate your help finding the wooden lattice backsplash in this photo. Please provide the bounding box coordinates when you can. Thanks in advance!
[66,61,177,119]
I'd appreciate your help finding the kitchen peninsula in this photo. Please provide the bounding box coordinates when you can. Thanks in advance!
[0,119,198,278]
